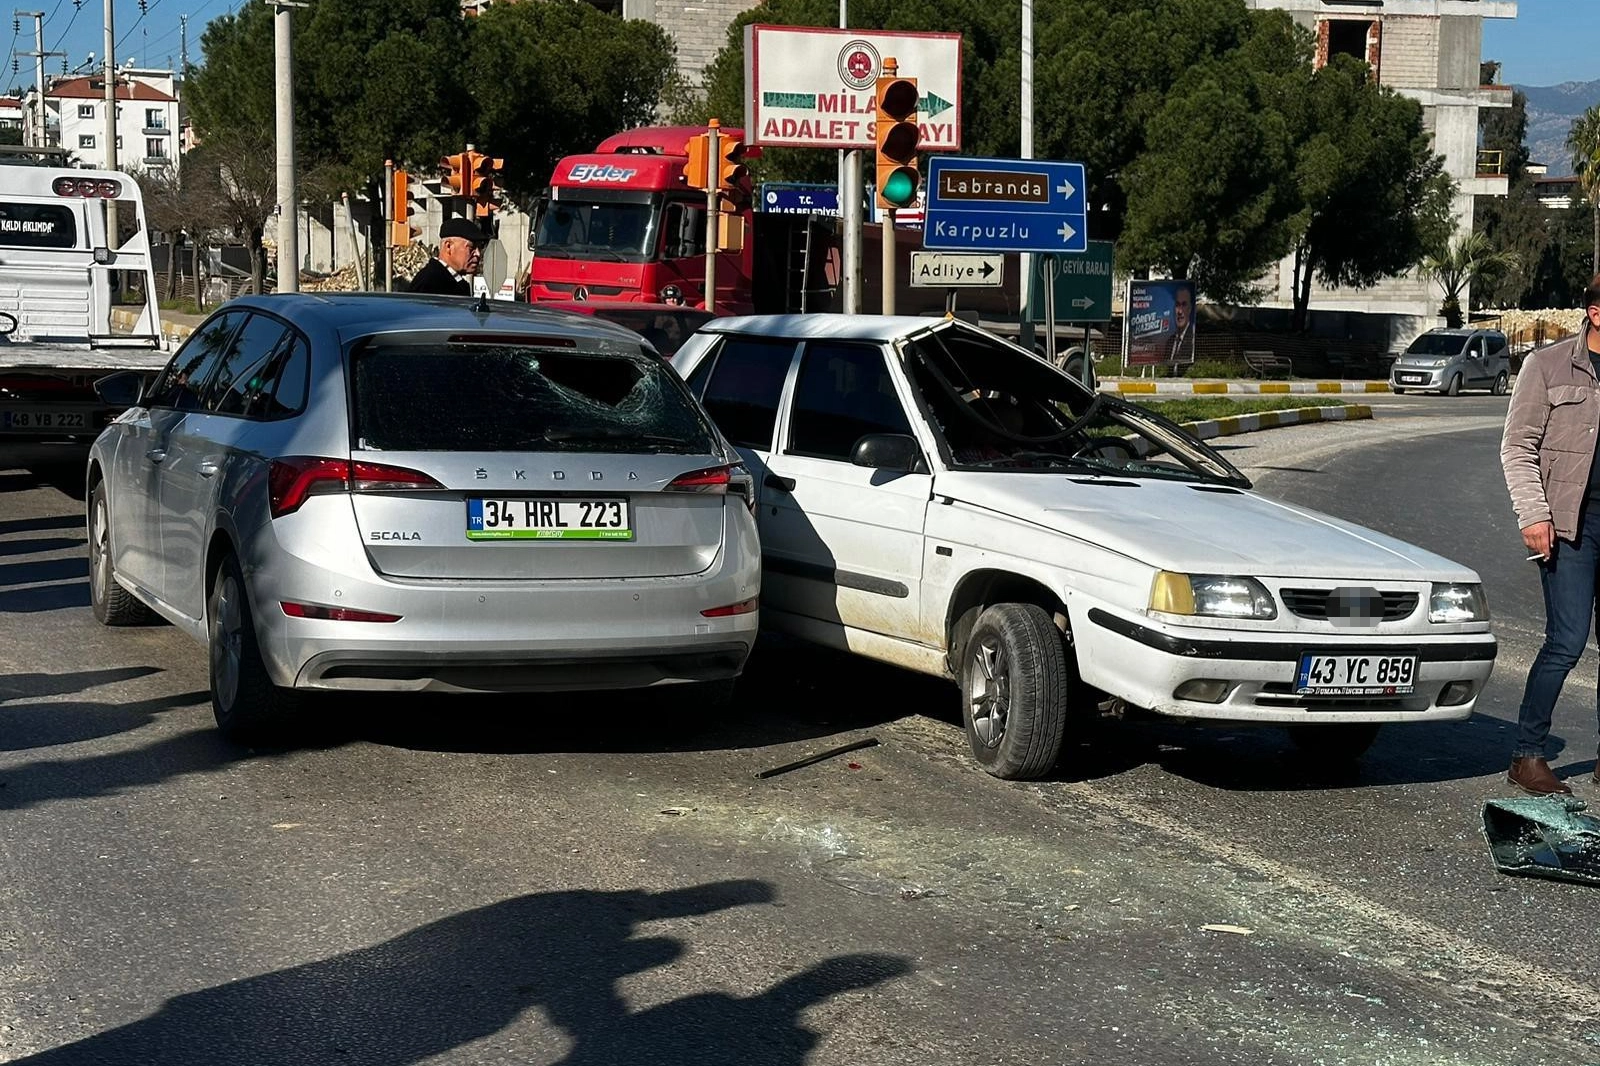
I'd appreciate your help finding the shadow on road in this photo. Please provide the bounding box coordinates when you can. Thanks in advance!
[8,880,910,1066]
[0,579,89,612]
[0,555,87,587]
[0,665,162,701]
[0,464,88,501]
[0,536,81,557]
[0,513,83,537]
[0,690,208,752]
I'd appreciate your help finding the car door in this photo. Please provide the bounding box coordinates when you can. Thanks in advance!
[688,332,801,489]
[759,340,932,643]
[142,309,246,609]
[107,358,174,598]
[159,311,291,623]
[1461,336,1487,385]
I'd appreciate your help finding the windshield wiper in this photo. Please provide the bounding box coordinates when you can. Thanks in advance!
[533,248,574,259]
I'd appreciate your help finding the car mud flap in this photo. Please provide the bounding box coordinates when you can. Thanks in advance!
[1481,797,1600,886]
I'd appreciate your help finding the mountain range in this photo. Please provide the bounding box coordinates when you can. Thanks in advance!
[1512,78,1600,175]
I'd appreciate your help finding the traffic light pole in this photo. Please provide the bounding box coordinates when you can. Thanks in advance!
[704,123,720,314]
[881,210,895,315]
[383,158,394,293]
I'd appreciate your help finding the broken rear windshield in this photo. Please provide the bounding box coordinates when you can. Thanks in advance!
[351,342,718,455]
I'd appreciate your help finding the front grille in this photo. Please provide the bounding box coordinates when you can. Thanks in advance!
[1280,588,1418,622]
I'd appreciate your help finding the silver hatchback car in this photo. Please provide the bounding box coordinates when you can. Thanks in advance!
[1389,327,1511,396]
[85,293,760,739]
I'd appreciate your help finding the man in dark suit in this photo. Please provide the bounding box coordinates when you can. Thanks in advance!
[406,218,487,295]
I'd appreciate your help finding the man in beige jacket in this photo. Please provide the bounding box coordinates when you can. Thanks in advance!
[1499,275,1600,794]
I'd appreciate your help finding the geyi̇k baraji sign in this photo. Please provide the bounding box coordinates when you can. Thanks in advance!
[743,25,962,151]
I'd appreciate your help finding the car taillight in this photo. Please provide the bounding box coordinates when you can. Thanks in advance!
[268,457,443,518]
[701,597,757,618]
[280,601,402,623]
[665,463,755,512]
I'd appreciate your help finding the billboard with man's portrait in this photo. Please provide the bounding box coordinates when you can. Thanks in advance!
[1124,280,1197,368]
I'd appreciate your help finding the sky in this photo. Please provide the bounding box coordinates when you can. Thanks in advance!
[1483,0,1599,86]
[0,0,1593,98]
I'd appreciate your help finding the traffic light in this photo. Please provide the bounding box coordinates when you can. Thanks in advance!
[467,152,504,217]
[441,151,471,197]
[389,168,421,248]
[716,135,750,207]
[683,131,712,192]
[874,60,920,210]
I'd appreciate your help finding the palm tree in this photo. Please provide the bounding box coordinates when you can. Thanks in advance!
[1568,103,1600,275]
[1422,231,1520,328]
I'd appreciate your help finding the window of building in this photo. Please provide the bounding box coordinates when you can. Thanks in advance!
[146,138,166,160]
[144,108,164,129]
[78,134,95,149]
[77,103,94,119]
[1324,19,1374,67]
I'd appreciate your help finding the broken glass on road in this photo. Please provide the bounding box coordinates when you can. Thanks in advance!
[1481,796,1600,886]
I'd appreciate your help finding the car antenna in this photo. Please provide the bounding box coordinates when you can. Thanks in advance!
[473,291,491,314]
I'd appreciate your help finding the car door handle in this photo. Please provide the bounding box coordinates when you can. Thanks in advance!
[764,473,796,492]
[145,448,167,464]
[197,460,220,478]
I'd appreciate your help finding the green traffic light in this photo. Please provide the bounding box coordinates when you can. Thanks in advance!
[882,168,918,207]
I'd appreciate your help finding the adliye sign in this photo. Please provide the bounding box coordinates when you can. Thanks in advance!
[743,25,962,151]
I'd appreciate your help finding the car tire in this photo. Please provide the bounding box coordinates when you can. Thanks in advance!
[87,480,152,626]
[961,603,1069,780]
[1286,722,1381,762]
[1445,373,1462,397]
[208,553,297,742]
[1492,372,1509,396]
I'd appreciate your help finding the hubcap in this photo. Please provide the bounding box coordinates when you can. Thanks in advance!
[967,637,1011,748]
[211,574,243,712]
[89,497,108,603]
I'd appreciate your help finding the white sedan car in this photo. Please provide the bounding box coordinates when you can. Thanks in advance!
[672,314,1496,780]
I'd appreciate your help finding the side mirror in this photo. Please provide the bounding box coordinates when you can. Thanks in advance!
[93,370,145,408]
[850,433,922,473]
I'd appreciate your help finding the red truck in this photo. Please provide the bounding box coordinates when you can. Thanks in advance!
[524,126,1027,320]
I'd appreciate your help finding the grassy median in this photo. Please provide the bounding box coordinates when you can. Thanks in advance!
[1130,396,1349,424]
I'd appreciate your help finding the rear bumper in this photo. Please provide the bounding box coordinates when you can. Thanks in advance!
[244,497,762,694]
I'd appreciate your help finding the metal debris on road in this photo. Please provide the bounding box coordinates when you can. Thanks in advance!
[755,737,880,779]
[1482,796,1600,886]
[1200,924,1254,935]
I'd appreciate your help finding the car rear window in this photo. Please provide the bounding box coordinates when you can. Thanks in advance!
[351,341,719,454]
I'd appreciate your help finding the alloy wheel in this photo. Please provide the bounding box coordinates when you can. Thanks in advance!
[967,637,1011,748]
[211,572,244,713]
[89,496,109,605]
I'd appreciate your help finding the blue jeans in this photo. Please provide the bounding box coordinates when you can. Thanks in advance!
[1515,505,1600,759]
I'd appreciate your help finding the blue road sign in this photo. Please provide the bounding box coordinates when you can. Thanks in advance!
[923,157,1087,254]
[759,183,840,216]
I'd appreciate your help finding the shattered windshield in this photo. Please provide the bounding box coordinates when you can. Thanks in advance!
[900,323,1249,487]
[351,342,719,455]
[534,200,654,261]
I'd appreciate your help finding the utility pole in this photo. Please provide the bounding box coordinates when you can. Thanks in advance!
[704,120,720,313]
[103,0,118,239]
[15,11,63,149]
[179,14,187,79]
[268,0,303,293]
[1018,0,1035,351]
[838,0,861,315]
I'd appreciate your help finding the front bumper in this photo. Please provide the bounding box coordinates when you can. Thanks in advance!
[1390,366,1447,390]
[1082,608,1496,724]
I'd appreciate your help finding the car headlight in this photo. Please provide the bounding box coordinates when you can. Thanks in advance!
[1150,572,1277,620]
[1431,358,1450,367]
[1430,583,1488,623]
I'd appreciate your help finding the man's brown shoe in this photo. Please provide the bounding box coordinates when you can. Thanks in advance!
[1508,757,1573,796]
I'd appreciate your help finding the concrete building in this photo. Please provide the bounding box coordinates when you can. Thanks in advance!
[0,96,25,139]
[1245,0,1517,345]
[44,69,181,175]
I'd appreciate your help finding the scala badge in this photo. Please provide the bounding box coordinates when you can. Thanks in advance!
[567,164,638,184]
[837,40,881,91]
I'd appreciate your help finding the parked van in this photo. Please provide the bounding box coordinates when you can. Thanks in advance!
[1389,328,1510,396]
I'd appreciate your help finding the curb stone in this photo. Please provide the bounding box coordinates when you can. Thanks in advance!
[1174,403,1373,441]
[1102,380,1391,395]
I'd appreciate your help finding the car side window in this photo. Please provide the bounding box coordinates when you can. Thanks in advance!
[207,313,292,416]
[1489,334,1508,357]
[145,310,245,410]
[787,342,913,462]
[699,337,798,450]
[242,333,311,419]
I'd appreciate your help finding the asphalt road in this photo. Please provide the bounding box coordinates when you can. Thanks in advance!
[4,397,1600,1066]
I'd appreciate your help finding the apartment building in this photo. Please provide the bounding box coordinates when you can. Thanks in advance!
[1246,0,1518,340]
[45,69,181,175]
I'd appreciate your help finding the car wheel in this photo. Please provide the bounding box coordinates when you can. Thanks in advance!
[961,603,1069,780]
[1492,372,1509,396]
[1286,722,1381,762]
[208,553,297,741]
[88,480,152,626]
[1445,373,1462,397]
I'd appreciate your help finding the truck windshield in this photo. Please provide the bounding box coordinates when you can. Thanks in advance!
[535,200,654,261]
